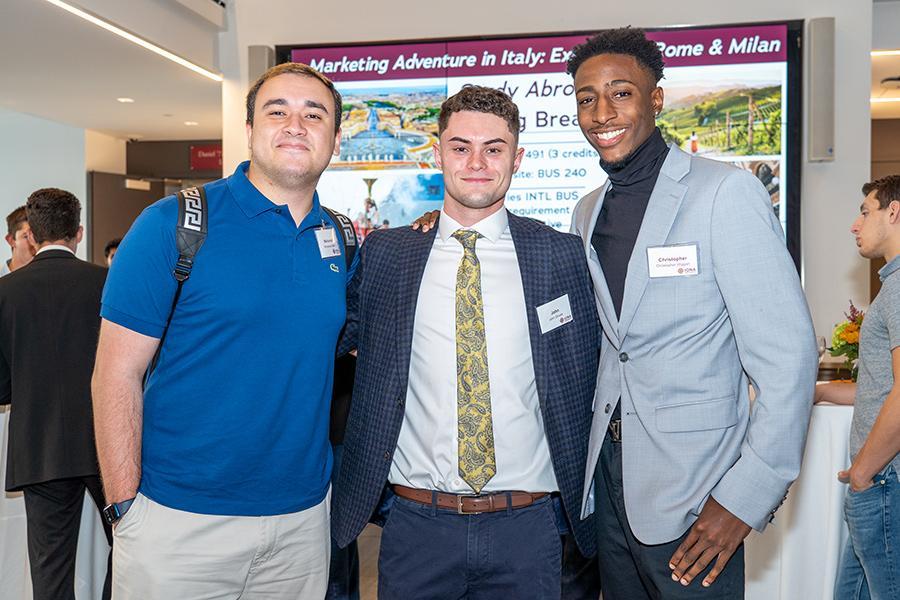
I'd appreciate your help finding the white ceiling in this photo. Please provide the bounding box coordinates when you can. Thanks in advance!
[0,0,897,140]
[0,0,222,141]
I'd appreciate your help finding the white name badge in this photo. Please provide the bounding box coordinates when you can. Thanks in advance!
[315,227,341,259]
[647,243,699,278]
[536,294,574,334]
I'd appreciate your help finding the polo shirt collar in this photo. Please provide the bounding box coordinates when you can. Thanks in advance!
[226,160,324,223]
[879,254,900,282]
[438,206,508,244]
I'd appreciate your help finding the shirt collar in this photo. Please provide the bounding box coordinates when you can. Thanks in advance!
[879,254,900,282]
[36,245,75,256]
[438,207,509,244]
[225,160,324,223]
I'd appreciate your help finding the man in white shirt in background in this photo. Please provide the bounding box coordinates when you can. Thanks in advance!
[0,206,35,277]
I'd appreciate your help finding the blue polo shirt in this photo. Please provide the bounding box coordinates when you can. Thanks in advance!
[101,161,354,516]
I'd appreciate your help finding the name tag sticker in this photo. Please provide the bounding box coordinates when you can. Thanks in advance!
[536,294,574,334]
[315,227,341,259]
[647,243,699,278]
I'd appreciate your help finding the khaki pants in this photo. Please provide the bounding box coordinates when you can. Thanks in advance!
[112,491,330,599]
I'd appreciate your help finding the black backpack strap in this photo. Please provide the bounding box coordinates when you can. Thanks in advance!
[321,206,357,271]
[174,186,208,282]
[145,186,208,383]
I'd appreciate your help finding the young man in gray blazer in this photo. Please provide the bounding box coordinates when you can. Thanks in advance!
[567,28,817,598]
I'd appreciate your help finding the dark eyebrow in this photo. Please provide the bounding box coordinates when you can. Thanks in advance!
[260,98,328,113]
[447,137,507,145]
[576,79,636,94]
[860,203,866,212]
[261,98,287,110]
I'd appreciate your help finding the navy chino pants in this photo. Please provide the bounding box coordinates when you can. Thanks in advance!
[377,493,563,599]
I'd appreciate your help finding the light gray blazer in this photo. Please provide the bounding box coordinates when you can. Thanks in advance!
[573,143,817,544]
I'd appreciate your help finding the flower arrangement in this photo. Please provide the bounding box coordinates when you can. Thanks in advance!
[829,301,864,381]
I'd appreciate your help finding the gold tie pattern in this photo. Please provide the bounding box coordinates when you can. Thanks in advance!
[452,229,495,494]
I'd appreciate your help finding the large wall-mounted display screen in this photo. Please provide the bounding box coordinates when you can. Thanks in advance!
[278,22,802,265]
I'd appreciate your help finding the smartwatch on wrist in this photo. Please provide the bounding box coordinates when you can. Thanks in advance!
[102,498,135,525]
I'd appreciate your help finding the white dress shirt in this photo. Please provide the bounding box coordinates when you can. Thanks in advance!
[35,245,75,256]
[388,208,559,494]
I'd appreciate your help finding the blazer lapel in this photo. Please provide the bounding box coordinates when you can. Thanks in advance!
[579,184,619,342]
[394,224,439,382]
[617,145,690,339]
[508,212,550,405]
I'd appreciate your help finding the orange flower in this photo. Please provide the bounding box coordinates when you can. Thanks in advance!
[841,329,860,344]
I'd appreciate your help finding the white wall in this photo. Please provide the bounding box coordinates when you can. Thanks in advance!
[219,0,872,339]
[85,130,127,175]
[873,1,900,49]
[0,108,88,259]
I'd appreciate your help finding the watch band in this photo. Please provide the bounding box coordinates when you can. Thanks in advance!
[102,497,136,525]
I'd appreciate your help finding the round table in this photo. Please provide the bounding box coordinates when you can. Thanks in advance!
[745,402,853,599]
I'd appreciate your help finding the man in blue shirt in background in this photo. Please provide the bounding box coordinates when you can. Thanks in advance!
[92,62,352,599]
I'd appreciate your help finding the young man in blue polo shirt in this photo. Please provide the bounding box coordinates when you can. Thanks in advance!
[92,63,353,599]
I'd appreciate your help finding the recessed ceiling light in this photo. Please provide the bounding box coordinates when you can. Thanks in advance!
[872,50,900,57]
[871,97,900,104]
[42,0,223,83]
[184,121,199,126]
[117,97,135,103]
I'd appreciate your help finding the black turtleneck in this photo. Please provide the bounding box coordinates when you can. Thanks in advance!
[591,128,669,318]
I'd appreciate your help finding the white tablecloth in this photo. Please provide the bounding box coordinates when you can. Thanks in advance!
[0,406,109,600]
[745,403,853,599]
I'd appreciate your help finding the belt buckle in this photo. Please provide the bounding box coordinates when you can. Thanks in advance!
[608,419,622,442]
[456,493,481,515]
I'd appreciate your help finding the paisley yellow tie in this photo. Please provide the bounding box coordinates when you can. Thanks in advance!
[451,229,496,494]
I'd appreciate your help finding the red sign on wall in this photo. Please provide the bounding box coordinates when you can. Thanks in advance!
[190,144,222,171]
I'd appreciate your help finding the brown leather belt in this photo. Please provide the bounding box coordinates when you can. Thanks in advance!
[392,485,548,515]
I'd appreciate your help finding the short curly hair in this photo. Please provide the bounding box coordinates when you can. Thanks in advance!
[438,85,520,141]
[566,27,665,83]
[25,188,81,244]
[863,175,900,210]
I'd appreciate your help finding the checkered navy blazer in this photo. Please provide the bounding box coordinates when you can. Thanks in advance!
[332,211,601,557]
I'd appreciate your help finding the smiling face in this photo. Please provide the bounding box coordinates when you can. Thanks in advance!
[434,110,524,223]
[246,73,340,190]
[574,53,663,168]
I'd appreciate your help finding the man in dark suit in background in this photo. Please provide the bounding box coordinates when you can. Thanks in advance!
[332,86,601,599]
[0,188,111,600]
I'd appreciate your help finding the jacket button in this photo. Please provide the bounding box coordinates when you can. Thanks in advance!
[397,397,404,406]
[619,352,629,363]
[383,451,390,460]
[604,404,611,414]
